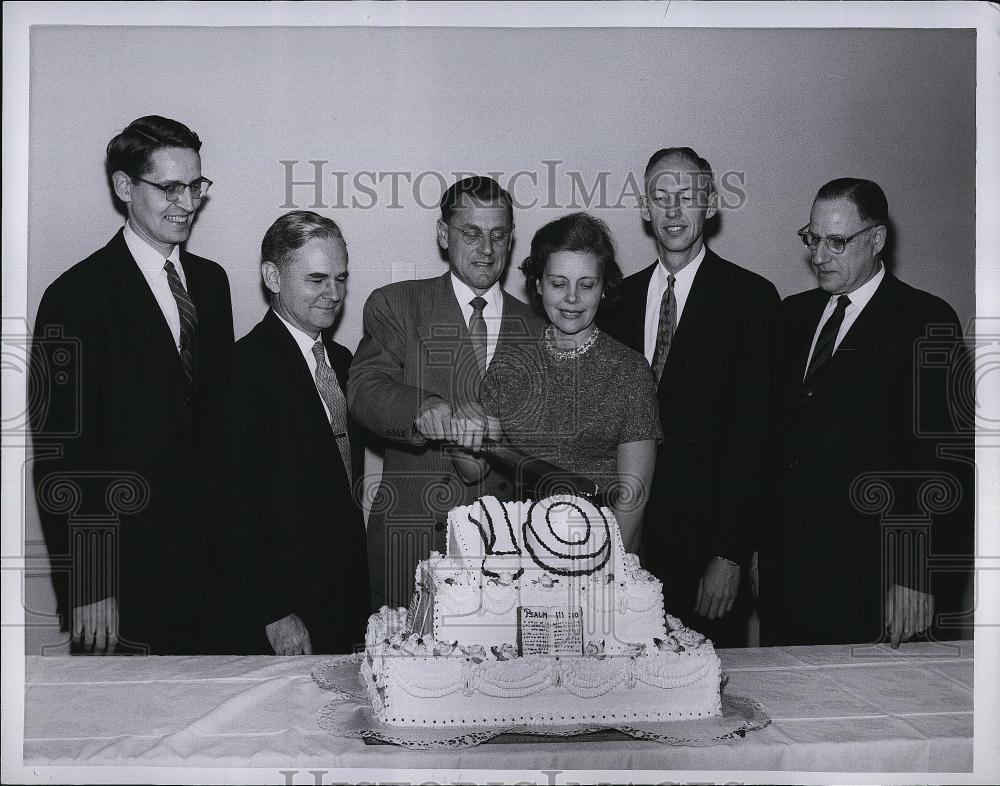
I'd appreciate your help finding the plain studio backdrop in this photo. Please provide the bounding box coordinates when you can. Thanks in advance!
[21,25,975,653]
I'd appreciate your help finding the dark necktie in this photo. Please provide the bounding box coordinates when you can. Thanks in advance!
[650,273,676,384]
[312,340,353,487]
[163,259,198,383]
[803,294,851,391]
[469,296,488,376]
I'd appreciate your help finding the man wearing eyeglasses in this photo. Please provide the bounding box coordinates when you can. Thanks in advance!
[30,115,234,654]
[761,177,972,648]
[348,176,541,610]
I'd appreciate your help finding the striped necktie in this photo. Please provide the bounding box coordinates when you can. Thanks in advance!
[469,296,488,376]
[650,273,676,384]
[803,294,851,393]
[311,340,353,487]
[163,259,198,383]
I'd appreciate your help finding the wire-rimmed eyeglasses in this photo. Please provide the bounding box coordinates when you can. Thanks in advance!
[447,223,514,246]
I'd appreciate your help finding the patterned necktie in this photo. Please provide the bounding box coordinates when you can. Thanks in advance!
[650,273,676,384]
[469,296,488,376]
[803,294,851,392]
[311,340,353,487]
[163,259,198,383]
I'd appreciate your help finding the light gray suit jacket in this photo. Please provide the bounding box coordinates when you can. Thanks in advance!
[348,272,542,608]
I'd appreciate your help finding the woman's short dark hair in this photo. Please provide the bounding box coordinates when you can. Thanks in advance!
[519,212,623,308]
[106,115,202,178]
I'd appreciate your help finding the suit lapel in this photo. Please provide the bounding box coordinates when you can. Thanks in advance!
[429,272,485,394]
[793,276,896,400]
[271,313,355,496]
[106,231,187,386]
[430,272,470,337]
[497,291,539,342]
[620,261,657,354]
[792,291,830,384]
[660,250,720,371]
[810,274,895,394]
[263,311,343,456]
[835,274,895,352]
[264,310,358,486]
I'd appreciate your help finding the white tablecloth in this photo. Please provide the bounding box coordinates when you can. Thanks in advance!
[22,640,973,772]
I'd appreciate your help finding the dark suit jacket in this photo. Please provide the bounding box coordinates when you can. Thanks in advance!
[206,309,370,655]
[763,273,973,645]
[600,248,779,626]
[30,228,234,654]
[347,272,543,609]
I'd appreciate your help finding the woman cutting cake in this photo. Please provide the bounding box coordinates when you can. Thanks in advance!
[453,212,660,553]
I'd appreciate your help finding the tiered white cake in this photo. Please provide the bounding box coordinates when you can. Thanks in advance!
[362,495,722,727]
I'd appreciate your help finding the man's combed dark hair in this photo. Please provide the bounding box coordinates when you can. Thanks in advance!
[106,115,202,178]
[439,176,513,225]
[815,178,889,224]
[644,146,716,195]
[261,210,346,270]
[520,212,623,309]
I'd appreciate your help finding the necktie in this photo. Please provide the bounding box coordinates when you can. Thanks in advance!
[311,340,353,487]
[803,294,851,392]
[469,296,488,376]
[163,259,198,383]
[650,273,676,384]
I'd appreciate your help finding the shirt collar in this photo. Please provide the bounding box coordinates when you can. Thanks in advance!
[836,262,885,310]
[123,220,182,278]
[450,274,503,315]
[653,244,706,286]
[272,308,324,361]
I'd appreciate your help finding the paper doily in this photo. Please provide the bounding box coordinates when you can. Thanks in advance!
[311,655,770,751]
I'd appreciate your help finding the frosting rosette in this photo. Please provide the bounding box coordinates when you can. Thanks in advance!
[664,613,685,632]
[459,643,488,662]
[670,627,705,648]
[389,632,436,656]
[379,606,408,639]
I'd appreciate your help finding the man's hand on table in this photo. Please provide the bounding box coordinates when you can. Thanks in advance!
[72,596,118,654]
[886,583,934,649]
[694,557,740,620]
[266,613,313,655]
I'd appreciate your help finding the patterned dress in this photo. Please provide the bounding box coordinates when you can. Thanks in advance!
[481,328,662,490]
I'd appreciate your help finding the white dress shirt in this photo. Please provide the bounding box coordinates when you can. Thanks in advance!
[272,309,333,420]
[803,263,886,377]
[123,221,187,351]
[450,274,504,369]
[643,246,706,364]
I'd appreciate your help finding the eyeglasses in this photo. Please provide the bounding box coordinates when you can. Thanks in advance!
[447,223,513,246]
[132,175,213,203]
[797,223,879,254]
